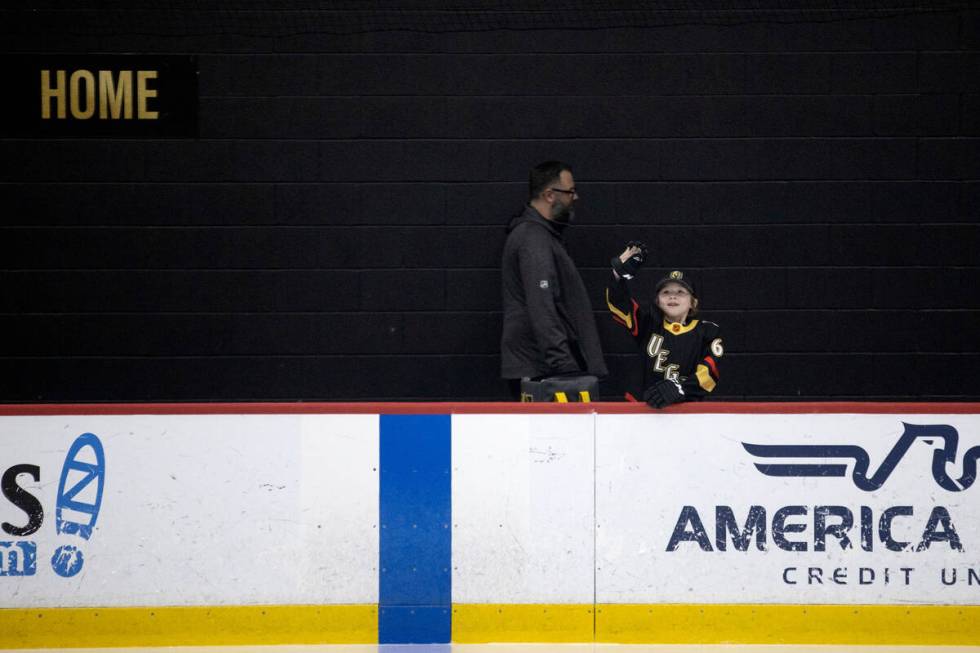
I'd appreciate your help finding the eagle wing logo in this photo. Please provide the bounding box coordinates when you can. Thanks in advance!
[742,423,979,492]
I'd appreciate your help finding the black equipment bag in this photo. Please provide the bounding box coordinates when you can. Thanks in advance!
[520,375,599,403]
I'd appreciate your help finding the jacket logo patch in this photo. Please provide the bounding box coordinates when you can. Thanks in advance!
[539,280,549,289]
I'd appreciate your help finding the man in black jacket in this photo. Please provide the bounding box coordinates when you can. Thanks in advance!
[500,161,607,398]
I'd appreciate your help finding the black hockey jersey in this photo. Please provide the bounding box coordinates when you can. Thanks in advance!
[606,276,723,399]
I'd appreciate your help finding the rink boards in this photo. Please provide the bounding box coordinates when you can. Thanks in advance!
[0,403,978,647]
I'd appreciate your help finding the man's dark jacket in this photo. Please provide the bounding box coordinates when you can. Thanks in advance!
[500,206,608,379]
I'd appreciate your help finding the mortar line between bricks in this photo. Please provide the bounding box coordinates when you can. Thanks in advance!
[5,178,977,184]
[5,136,968,142]
[6,41,969,53]
[3,265,978,272]
[1,352,973,360]
[186,49,973,57]
[2,308,977,316]
[0,222,974,228]
[2,180,977,185]
[196,93,945,99]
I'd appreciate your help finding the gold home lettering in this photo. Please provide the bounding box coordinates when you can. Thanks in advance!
[40,69,158,120]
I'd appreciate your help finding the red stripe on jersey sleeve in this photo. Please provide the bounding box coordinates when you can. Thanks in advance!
[704,355,719,379]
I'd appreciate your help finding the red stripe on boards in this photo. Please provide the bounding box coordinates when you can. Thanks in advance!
[0,402,977,415]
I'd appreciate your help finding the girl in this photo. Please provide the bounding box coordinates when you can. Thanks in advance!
[606,243,724,408]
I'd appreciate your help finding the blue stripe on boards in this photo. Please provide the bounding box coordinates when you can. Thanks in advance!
[379,414,452,643]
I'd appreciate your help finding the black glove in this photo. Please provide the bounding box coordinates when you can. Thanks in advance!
[611,240,649,280]
[643,378,685,409]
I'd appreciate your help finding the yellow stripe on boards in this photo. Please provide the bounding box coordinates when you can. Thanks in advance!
[4,602,977,647]
[0,604,377,649]
[596,604,980,645]
[453,603,593,642]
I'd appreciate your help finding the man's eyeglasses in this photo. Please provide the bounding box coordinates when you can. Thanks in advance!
[549,187,578,196]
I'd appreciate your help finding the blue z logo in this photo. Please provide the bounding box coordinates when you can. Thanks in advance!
[52,432,106,577]
[56,432,105,540]
[743,423,979,492]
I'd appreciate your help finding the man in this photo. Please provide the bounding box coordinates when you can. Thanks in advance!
[500,161,607,398]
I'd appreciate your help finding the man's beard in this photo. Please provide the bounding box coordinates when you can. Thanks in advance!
[551,201,575,223]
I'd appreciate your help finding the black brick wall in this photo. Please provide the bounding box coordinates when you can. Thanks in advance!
[1,4,978,401]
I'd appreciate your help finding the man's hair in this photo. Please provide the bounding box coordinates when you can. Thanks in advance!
[529,160,573,200]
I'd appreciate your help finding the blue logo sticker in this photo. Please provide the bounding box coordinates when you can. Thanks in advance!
[51,544,84,578]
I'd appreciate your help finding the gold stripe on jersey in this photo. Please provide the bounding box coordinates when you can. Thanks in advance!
[606,289,634,330]
[696,363,716,392]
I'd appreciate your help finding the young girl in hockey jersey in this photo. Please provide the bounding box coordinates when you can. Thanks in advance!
[606,242,723,408]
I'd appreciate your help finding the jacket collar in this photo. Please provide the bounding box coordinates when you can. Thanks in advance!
[517,204,566,238]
